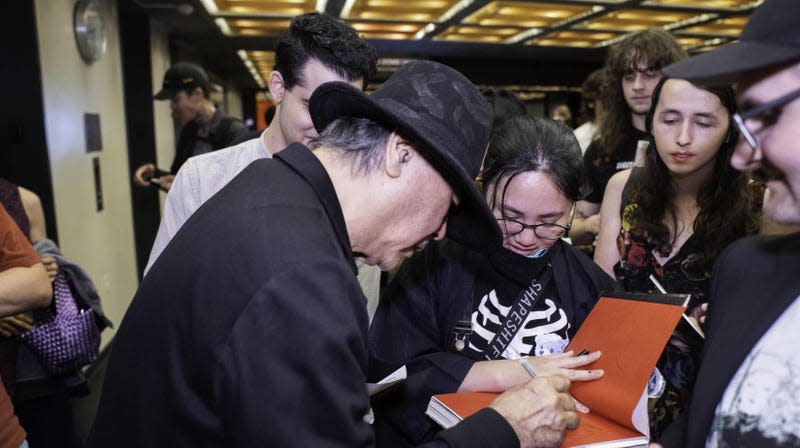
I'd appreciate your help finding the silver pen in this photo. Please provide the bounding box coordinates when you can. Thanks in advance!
[519,356,537,378]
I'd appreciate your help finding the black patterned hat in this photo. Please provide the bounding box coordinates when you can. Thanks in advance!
[309,60,501,250]
[664,0,800,84]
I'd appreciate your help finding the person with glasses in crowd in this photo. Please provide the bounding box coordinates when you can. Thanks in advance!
[570,29,687,252]
[641,0,800,446]
[368,116,615,447]
[593,77,761,441]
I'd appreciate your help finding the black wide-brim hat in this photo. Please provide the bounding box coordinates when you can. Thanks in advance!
[309,60,501,250]
[664,0,800,84]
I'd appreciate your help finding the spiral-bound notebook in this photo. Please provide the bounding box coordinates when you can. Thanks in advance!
[426,291,690,448]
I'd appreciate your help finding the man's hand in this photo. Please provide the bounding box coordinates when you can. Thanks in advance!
[490,376,579,448]
[150,174,175,192]
[0,313,34,337]
[41,256,57,282]
[133,163,157,187]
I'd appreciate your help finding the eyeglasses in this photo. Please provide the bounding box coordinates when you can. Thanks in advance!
[496,205,575,240]
[733,87,800,151]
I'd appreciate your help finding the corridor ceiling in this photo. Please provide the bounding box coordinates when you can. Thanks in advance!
[130,0,761,94]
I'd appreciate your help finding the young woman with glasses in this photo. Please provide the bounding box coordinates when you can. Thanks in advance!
[593,77,761,440]
[368,116,615,446]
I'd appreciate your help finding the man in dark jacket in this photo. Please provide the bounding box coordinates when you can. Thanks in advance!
[655,0,800,446]
[88,61,580,447]
[132,63,252,192]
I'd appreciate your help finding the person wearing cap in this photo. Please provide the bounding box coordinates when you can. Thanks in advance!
[142,13,377,277]
[132,62,251,192]
[570,29,687,252]
[645,0,800,446]
[88,60,580,448]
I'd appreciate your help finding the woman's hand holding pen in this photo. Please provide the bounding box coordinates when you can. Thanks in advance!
[524,350,603,382]
[460,349,603,414]
[521,350,603,413]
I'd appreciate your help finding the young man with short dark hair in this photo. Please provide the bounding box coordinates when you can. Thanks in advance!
[144,12,377,273]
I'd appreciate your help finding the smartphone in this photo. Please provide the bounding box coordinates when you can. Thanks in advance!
[145,168,171,183]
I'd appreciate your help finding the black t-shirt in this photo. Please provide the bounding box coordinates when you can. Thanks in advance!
[582,128,650,204]
[466,244,570,359]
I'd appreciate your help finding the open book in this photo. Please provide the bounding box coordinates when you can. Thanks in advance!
[426,292,689,448]
[367,365,407,396]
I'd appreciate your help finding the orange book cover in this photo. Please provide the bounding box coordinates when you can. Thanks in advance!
[426,292,688,448]
[425,392,496,429]
[561,292,687,447]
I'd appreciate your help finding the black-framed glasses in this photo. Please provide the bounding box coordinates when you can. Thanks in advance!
[496,205,575,240]
[733,87,800,151]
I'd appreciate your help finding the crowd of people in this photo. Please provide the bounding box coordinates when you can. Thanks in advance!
[2,0,800,446]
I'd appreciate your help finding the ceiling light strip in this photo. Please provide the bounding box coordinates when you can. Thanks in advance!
[517,5,605,45]
[414,23,437,40]
[197,0,218,14]
[552,6,605,29]
[596,33,629,48]
[215,18,231,35]
[439,0,474,23]
[506,28,542,44]
[686,36,729,52]
[237,50,266,89]
[663,13,719,31]
[413,0,474,40]
[341,0,357,19]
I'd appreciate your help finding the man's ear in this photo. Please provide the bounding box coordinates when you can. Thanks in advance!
[268,71,286,105]
[385,132,413,179]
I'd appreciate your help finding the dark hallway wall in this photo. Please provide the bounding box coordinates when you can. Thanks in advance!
[0,0,57,243]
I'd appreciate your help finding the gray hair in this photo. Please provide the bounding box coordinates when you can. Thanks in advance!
[309,117,390,175]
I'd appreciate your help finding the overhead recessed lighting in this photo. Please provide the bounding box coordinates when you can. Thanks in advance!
[341,0,357,18]
[197,0,218,14]
[215,18,231,35]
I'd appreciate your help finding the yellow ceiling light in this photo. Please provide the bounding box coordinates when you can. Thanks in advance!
[213,0,317,16]
[345,0,461,21]
[465,2,592,26]
[642,0,762,9]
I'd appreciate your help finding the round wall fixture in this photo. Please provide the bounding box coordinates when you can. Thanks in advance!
[74,0,107,64]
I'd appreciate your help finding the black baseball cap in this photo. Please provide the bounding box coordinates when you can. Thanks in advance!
[153,63,209,100]
[664,0,800,84]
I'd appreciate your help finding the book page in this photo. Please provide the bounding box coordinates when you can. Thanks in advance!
[565,296,684,431]
[367,365,407,396]
[630,386,648,436]
[562,411,647,448]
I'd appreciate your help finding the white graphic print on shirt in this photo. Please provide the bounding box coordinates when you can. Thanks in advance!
[707,295,800,447]
[468,288,570,360]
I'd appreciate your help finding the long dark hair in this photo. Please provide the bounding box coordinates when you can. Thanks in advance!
[629,77,759,273]
[597,29,687,159]
[482,115,588,212]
